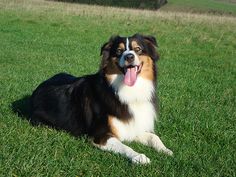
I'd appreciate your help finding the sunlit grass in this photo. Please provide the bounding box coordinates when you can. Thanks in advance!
[0,0,235,176]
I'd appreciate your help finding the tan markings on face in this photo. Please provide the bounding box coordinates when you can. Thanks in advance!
[131,40,140,49]
[116,43,125,56]
[118,43,125,50]
[131,40,142,54]
[139,56,154,81]
[108,116,119,138]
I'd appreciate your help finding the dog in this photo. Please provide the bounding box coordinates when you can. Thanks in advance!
[30,34,173,164]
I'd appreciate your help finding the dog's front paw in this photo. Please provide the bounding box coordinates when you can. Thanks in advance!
[162,148,173,156]
[132,154,150,164]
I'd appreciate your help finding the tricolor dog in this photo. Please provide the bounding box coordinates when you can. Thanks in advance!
[30,34,173,164]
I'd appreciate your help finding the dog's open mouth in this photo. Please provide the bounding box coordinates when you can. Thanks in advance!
[123,63,143,86]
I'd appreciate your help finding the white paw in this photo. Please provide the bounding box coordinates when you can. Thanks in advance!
[132,154,150,164]
[162,148,173,156]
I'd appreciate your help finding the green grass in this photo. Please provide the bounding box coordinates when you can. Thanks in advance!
[0,0,236,176]
[162,0,236,15]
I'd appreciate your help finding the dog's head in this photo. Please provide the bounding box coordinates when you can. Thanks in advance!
[100,34,159,87]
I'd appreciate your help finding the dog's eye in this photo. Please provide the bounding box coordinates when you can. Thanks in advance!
[134,47,142,54]
[116,48,123,56]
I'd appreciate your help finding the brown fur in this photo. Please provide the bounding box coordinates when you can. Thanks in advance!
[139,56,154,81]
[118,43,125,50]
[108,116,119,139]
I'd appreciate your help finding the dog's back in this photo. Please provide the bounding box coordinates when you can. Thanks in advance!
[30,73,86,135]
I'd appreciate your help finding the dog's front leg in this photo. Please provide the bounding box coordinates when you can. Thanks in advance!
[94,137,150,164]
[135,132,173,155]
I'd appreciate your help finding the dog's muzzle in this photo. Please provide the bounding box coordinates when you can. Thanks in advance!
[119,51,142,87]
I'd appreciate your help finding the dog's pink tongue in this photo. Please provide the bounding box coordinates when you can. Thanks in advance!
[124,67,137,86]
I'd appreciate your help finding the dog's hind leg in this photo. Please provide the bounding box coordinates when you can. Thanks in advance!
[135,132,173,156]
[94,137,150,164]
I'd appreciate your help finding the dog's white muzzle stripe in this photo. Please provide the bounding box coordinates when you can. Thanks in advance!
[119,38,140,67]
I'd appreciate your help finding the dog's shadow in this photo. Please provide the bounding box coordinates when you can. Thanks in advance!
[12,95,32,122]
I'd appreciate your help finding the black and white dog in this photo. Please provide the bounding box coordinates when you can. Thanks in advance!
[30,34,172,164]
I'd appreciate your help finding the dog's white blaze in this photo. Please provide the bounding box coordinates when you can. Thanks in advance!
[119,38,140,68]
[126,37,130,51]
[109,75,156,141]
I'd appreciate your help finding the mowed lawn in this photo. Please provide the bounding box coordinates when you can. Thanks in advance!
[0,0,236,176]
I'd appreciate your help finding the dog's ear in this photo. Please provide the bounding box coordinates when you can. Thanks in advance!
[143,35,159,61]
[100,35,120,70]
[132,34,159,61]
[143,35,158,47]
[100,42,110,56]
[100,35,120,56]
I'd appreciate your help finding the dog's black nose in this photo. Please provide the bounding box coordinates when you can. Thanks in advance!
[125,53,135,63]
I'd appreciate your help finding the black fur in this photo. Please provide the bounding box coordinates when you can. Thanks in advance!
[30,72,132,143]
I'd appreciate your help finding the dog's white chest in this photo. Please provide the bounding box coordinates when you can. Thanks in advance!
[110,75,156,141]
[111,101,155,141]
